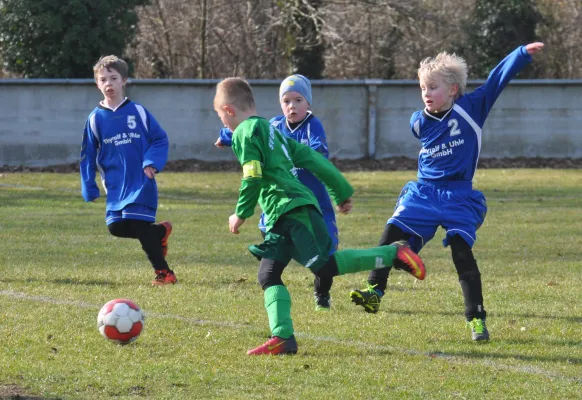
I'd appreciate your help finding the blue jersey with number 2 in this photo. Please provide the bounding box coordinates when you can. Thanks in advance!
[389,46,532,251]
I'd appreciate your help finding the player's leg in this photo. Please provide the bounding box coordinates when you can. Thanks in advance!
[247,229,297,355]
[443,188,488,340]
[350,182,436,313]
[110,204,176,285]
[294,206,425,283]
[350,224,411,313]
[313,216,338,311]
[128,220,177,285]
[450,235,488,341]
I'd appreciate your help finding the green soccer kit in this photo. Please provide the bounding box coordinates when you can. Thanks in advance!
[231,116,404,343]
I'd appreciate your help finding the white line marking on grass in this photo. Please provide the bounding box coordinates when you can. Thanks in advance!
[2,290,580,385]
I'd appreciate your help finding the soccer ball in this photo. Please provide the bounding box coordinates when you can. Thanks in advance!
[97,299,145,344]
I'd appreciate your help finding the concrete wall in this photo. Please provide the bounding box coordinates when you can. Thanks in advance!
[1,79,581,167]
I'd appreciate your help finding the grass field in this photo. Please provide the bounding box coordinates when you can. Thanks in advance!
[0,170,581,399]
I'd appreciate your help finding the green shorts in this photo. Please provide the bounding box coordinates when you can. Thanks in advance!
[248,205,332,272]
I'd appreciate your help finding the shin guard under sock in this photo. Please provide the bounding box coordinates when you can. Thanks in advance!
[264,285,293,339]
[333,245,397,275]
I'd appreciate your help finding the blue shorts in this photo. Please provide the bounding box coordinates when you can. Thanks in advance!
[387,180,487,251]
[105,203,156,225]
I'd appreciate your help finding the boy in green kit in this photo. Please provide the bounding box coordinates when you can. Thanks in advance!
[214,78,426,355]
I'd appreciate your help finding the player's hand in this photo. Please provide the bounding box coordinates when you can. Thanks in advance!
[525,42,544,55]
[229,214,246,234]
[144,166,156,179]
[336,198,353,214]
[215,138,225,148]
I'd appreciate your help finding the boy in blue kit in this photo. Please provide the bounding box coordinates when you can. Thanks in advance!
[350,42,545,341]
[80,55,176,286]
[216,74,338,311]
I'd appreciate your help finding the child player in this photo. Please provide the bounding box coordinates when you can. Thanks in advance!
[350,42,545,341]
[213,77,426,355]
[215,74,338,311]
[80,55,176,285]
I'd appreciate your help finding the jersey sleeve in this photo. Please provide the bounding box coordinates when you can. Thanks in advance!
[305,117,329,157]
[80,117,100,202]
[232,126,263,219]
[410,111,422,139]
[466,46,532,126]
[140,108,169,172]
[286,139,354,205]
[218,128,233,147]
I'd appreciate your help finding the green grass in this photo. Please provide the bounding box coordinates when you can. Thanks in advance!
[0,170,581,399]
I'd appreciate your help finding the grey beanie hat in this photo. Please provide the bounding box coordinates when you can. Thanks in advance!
[279,74,312,105]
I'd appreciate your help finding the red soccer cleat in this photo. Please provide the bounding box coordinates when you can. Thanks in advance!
[392,241,426,280]
[159,221,172,258]
[152,269,178,286]
[247,336,298,355]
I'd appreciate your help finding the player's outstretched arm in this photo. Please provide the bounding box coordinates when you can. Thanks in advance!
[525,42,544,55]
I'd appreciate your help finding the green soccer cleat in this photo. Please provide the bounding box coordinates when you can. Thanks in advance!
[314,293,331,311]
[350,284,382,314]
[468,318,490,341]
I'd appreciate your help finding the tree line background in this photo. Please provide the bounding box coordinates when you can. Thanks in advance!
[0,0,580,80]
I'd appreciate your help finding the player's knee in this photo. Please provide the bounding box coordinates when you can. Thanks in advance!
[458,268,481,283]
[313,256,338,280]
[257,271,283,290]
[450,235,479,275]
[257,258,285,290]
[107,222,125,238]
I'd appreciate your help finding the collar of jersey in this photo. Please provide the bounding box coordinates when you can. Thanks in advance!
[285,110,313,133]
[423,106,453,122]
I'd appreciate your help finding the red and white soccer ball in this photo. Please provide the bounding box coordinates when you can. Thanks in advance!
[97,299,145,344]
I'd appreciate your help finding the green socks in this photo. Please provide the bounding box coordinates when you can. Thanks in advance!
[333,245,397,275]
[264,285,294,339]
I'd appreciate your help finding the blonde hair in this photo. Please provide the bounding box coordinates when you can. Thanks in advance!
[93,55,129,80]
[215,78,255,111]
[418,52,468,97]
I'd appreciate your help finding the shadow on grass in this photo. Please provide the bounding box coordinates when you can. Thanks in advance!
[430,348,582,367]
[383,307,582,323]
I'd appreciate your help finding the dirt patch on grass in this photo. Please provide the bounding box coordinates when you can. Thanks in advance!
[1,157,581,173]
[0,384,47,399]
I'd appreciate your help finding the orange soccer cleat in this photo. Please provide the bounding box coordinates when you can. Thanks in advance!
[152,269,177,286]
[392,241,426,280]
[247,336,298,356]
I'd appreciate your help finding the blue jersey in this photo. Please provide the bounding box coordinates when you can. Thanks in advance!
[80,98,169,212]
[411,46,532,183]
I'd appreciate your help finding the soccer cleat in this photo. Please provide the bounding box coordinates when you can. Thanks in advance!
[314,293,331,311]
[247,335,298,355]
[159,221,172,258]
[350,284,382,314]
[392,241,426,280]
[152,269,177,285]
[468,318,490,341]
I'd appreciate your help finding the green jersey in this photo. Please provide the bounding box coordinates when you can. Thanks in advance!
[231,116,353,231]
